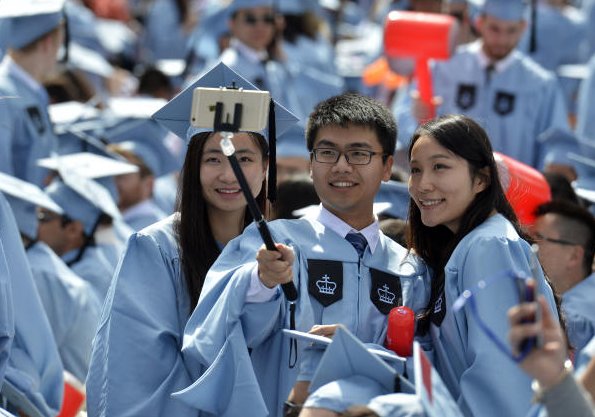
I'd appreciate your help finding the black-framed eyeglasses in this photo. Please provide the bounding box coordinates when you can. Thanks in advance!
[533,232,578,246]
[311,148,386,165]
[243,12,276,26]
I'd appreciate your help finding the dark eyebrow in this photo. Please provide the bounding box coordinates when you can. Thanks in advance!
[409,153,453,164]
[315,139,374,149]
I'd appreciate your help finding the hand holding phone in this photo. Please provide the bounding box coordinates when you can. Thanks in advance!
[514,277,544,353]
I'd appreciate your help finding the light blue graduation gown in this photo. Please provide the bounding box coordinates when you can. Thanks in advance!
[62,245,115,303]
[517,4,588,114]
[581,0,595,58]
[336,215,558,417]
[395,41,569,168]
[0,239,14,389]
[0,57,56,187]
[0,193,63,417]
[141,0,193,61]
[86,215,198,417]
[518,4,588,71]
[282,61,345,122]
[27,241,101,383]
[429,214,556,417]
[153,174,178,215]
[562,273,595,354]
[122,199,167,232]
[64,1,107,57]
[282,36,337,77]
[176,216,431,417]
[576,55,595,142]
[96,219,134,271]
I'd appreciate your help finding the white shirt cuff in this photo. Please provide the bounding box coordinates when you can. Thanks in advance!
[245,265,278,303]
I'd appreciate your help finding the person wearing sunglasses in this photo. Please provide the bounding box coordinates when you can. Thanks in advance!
[212,0,344,122]
[533,200,595,354]
[219,0,283,95]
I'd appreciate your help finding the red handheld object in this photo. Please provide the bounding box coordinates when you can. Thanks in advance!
[386,305,415,357]
[384,11,457,120]
[57,371,85,417]
[494,152,552,227]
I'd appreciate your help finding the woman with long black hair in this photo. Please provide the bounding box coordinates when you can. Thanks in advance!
[86,63,295,416]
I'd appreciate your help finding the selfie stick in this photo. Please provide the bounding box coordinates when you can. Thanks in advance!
[215,101,298,302]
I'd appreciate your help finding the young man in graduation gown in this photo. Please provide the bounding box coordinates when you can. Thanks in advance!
[38,173,119,303]
[533,201,595,354]
[0,0,65,187]
[0,172,101,383]
[0,192,63,417]
[174,92,431,417]
[393,0,569,170]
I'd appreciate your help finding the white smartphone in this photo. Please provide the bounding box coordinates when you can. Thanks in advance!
[190,87,271,132]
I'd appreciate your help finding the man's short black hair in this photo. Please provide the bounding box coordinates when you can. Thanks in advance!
[305,93,397,158]
[535,200,595,276]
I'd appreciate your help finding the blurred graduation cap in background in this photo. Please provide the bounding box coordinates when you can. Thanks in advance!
[152,62,298,200]
[374,180,410,220]
[114,140,177,178]
[0,172,63,241]
[38,152,138,179]
[0,0,66,50]
[227,0,274,15]
[45,168,121,236]
[38,151,138,204]
[277,0,320,14]
[480,0,526,21]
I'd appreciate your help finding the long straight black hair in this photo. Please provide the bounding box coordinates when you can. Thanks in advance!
[175,131,268,311]
[406,115,526,334]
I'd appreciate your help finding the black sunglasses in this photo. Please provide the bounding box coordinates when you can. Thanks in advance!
[243,13,275,26]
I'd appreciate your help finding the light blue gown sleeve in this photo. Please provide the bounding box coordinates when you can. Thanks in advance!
[27,243,101,383]
[86,230,197,417]
[447,236,556,417]
[0,238,14,389]
[561,274,595,354]
[0,193,63,417]
[576,55,595,141]
[141,0,190,61]
[0,100,16,178]
[66,246,115,303]
[176,224,287,417]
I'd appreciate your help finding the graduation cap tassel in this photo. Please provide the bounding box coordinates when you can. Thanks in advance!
[267,99,277,202]
[529,0,537,53]
[61,10,70,63]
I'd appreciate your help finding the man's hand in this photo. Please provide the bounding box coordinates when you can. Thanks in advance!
[256,243,294,288]
[508,295,568,389]
[308,324,339,338]
[411,89,442,123]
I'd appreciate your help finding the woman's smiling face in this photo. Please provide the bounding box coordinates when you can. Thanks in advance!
[408,134,487,233]
[200,132,266,215]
